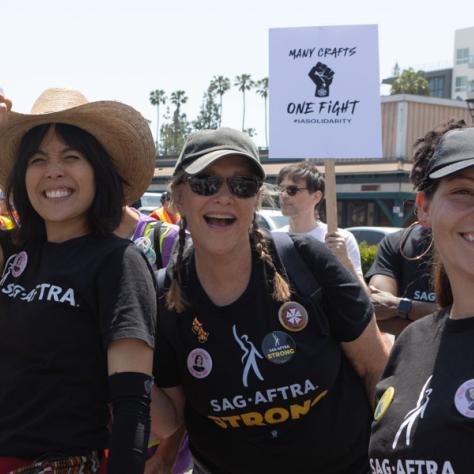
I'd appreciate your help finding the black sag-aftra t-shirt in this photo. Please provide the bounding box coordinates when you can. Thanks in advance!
[369,309,474,474]
[155,234,374,474]
[365,225,434,302]
[0,232,156,458]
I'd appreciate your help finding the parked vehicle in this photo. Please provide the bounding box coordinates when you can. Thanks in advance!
[139,192,162,215]
[256,208,289,231]
[345,226,402,246]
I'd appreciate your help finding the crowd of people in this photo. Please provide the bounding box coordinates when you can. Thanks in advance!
[0,87,473,474]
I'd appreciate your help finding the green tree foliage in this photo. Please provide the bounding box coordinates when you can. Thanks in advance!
[170,90,190,152]
[159,91,191,155]
[243,127,257,138]
[234,74,255,131]
[149,89,167,149]
[390,68,430,96]
[255,77,269,147]
[359,242,378,276]
[392,62,400,77]
[210,75,231,127]
[193,85,220,130]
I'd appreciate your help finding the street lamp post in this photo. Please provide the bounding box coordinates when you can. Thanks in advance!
[466,97,474,123]
[467,83,474,123]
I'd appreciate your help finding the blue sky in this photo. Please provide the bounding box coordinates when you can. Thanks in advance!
[2,0,472,146]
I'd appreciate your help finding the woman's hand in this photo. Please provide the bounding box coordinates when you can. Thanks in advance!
[0,91,12,130]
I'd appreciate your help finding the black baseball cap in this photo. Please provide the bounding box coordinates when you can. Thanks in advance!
[173,127,265,180]
[425,127,474,181]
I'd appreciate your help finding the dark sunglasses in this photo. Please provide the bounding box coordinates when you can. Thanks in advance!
[278,185,308,196]
[185,175,262,198]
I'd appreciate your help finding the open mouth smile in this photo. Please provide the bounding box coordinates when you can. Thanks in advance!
[43,188,73,199]
[204,213,237,227]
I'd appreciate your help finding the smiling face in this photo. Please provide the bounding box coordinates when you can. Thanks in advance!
[175,155,260,257]
[25,126,95,241]
[418,167,474,283]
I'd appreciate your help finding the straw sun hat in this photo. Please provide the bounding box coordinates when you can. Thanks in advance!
[0,88,155,204]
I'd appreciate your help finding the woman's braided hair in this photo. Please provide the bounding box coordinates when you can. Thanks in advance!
[165,213,189,313]
[409,119,467,308]
[250,217,291,302]
[164,174,291,313]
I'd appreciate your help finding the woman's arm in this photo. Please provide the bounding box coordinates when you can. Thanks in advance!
[150,385,184,439]
[145,386,186,474]
[108,337,153,375]
[107,338,155,474]
[341,316,389,408]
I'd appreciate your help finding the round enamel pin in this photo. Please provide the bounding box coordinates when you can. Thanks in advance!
[454,379,474,418]
[133,236,157,265]
[187,348,213,379]
[11,251,28,278]
[261,331,296,364]
[374,386,394,421]
[278,301,308,332]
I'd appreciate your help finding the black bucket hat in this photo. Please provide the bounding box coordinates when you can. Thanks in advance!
[173,127,265,180]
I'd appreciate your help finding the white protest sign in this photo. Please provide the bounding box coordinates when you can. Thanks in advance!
[269,25,382,159]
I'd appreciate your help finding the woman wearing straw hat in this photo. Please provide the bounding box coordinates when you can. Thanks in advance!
[153,127,389,474]
[369,126,474,474]
[0,89,175,473]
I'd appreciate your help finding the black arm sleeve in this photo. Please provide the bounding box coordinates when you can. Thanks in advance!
[107,372,153,474]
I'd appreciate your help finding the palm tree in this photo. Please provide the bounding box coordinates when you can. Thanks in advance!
[234,74,255,131]
[210,76,231,127]
[256,77,269,147]
[170,90,188,151]
[149,89,167,148]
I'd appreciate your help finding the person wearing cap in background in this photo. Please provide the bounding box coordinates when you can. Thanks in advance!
[274,160,368,292]
[0,89,178,473]
[369,126,474,473]
[150,191,181,225]
[152,127,388,474]
[366,121,466,337]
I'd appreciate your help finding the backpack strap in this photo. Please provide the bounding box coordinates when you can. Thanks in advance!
[156,266,167,294]
[271,232,329,336]
[150,222,164,270]
[271,232,323,304]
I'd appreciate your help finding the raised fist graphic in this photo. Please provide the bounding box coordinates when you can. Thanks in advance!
[308,62,334,97]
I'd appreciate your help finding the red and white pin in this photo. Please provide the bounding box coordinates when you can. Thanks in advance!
[278,301,309,332]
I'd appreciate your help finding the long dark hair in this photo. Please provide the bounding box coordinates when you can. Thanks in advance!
[6,123,125,244]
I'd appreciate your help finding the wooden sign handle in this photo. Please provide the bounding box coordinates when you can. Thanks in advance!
[324,159,338,233]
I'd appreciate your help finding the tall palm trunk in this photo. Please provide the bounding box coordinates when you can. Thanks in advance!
[242,90,246,131]
[264,96,268,147]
